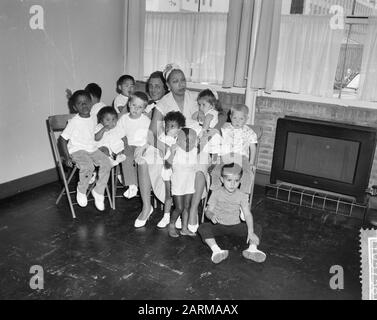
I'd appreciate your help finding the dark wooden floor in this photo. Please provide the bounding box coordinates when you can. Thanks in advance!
[0,182,363,300]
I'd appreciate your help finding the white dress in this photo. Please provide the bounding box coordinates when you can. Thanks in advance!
[171,148,198,196]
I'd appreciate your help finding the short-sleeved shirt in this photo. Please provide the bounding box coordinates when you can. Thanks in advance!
[90,102,106,120]
[117,113,151,147]
[221,123,258,157]
[155,91,198,127]
[114,94,128,114]
[61,114,97,154]
[95,124,125,154]
[208,188,249,226]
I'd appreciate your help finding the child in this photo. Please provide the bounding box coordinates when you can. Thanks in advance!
[85,83,106,121]
[157,111,186,229]
[198,163,266,264]
[192,89,221,138]
[95,107,127,167]
[116,92,151,200]
[114,75,135,114]
[59,90,112,211]
[167,128,198,238]
[211,104,257,195]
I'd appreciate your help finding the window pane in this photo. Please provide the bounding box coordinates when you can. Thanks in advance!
[282,0,356,16]
[334,23,368,99]
[199,0,229,12]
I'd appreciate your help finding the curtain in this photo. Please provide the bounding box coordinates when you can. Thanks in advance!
[359,17,377,102]
[144,12,227,85]
[273,15,343,97]
[124,0,146,79]
[250,0,282,91]
[222,0,255,88]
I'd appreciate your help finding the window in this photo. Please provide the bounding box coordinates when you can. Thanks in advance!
[277,0,377,102]
[144,0,229,85]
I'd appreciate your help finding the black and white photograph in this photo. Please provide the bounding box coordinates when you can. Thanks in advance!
[1,0,377,304]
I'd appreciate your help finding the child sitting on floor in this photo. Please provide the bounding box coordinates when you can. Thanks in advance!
[167,128,199,238]
[157,111,186,229]
[117,91,151,199]
[198,163,266,264]
[114,75,135,114]
[95,107,127,167]
[59,90,112,211]
[211,104,257,195]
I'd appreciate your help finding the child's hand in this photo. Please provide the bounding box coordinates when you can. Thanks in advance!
[164,160,172,169]
[247,232,260,246]
[211,215,219,224]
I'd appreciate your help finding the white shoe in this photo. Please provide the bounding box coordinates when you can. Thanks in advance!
[123,185,138,199]
[175,216,182,229]
[134,207,154,228]
[188,224,199,233]
[157,213,170,229]
[211,250,229,264]
[240,208,245,222]
[76,189,88,207]
[89,172,97,185]
[91,190,105,211]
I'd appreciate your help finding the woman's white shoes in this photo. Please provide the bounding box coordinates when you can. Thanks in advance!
[134,207,154,228]
[157,213,170,228]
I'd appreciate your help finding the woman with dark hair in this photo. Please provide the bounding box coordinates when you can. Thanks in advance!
[144,71,169,119]
[134,64,210,232]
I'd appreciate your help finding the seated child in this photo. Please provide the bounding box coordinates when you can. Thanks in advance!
[191,89,221,139]
[198,163,266,264]
[95,107,127,167]
[58,90,112,211]
[114,75,135,114]
[85,83,106,122]
[157,111,186,229]
[116,91,151,199]
[167,128,198,238]
[211,104,257,195]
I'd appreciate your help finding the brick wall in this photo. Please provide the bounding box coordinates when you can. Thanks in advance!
[255,96,377,188]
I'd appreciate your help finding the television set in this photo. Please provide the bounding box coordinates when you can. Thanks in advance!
[270,116,377,201]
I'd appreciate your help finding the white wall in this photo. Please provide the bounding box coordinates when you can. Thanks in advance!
[0,0,124,184]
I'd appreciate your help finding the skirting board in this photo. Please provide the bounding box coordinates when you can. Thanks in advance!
[0,168,271,201]
[0,168,58,200]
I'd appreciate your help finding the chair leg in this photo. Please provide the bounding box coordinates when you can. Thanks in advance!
[201,179,209,224]
[57,164,76,219]
[106,186,113,209]
[57,166,77,205]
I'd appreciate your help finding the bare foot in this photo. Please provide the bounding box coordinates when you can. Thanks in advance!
[180,229,196,237]
[168,224,179,238]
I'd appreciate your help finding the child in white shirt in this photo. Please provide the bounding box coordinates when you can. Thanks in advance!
[59,90,112,211]
[211,104,257,195]
[116,92,151,199]
[156,111,186,229]
[113,75,135,114]
[192,89,221,139]
[94,107,126,167]
[85,83,106,123]
[166,128,199,238]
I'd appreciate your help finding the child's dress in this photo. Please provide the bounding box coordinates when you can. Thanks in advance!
[171,147,198,196]
[200,109,219,129]
[114,94,128,114]
[159,133,177,181]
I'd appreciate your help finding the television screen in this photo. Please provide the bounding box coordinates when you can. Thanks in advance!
[284,132,360,184]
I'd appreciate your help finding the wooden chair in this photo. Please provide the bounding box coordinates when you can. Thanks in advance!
[47,114,113,218]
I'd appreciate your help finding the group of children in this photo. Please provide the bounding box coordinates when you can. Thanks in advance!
[58,73,266,265]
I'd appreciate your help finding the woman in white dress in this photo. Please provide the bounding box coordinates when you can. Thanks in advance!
[135,64,210,231]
